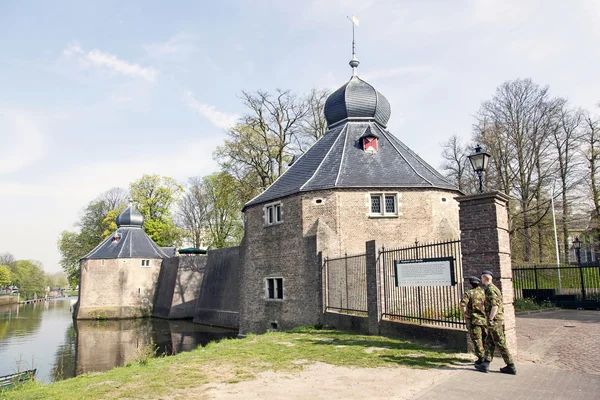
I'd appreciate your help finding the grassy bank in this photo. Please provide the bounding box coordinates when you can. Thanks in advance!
[514,297,555,312]
[2,327,467,400]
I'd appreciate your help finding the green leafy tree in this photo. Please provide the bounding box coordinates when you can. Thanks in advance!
[203,172,244,248]
[57,188,127,287]
[130,174,184,246]
[10,260,46,299]
[0,265,11,287]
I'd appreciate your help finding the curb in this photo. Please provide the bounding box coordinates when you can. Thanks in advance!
[515,307,561,316]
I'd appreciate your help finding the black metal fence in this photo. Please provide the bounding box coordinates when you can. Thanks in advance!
[513,263,600,304]
[324,253,368,315]
[380,239,465,329]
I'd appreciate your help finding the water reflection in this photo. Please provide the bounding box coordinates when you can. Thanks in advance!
[0,300,237,383]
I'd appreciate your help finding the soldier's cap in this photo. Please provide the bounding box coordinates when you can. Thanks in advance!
[468,276,481,284]
[481,270,494,278]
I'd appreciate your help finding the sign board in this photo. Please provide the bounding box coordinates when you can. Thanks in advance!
[394,257,456,287]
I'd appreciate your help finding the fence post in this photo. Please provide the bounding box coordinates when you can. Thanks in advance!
[534,264,539,292]
[579,265,587,301]
[365,240,381,335]
[457,191,517,355]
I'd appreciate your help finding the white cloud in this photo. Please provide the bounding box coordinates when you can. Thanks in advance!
[63,42,158,82]
[144,33,197,57]
[0,109,46,175]
[184,90,239,129]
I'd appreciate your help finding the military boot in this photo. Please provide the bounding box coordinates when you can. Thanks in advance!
[474,358,483,365]
[500,364,517,375]
[474,360,489,373]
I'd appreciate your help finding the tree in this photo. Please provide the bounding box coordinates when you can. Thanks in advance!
[0,252,15,267]
[215,89,311,202]
[440,135,471,192]
[0,265,11,287]
[57,188,128,287]
[202,172,244,248]
[177,176,209,248]
[57,231,87,288]
[130,174,183,246]
[582,110,600,216]
[475,78,560,262]
[10,260,46,299]
[298,88,330,150]
[550,102,583,262]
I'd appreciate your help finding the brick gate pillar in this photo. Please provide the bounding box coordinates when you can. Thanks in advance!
[366,240,381,335]
[456,191,517,354]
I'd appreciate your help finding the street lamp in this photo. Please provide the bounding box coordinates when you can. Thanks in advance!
[468,144,491,194]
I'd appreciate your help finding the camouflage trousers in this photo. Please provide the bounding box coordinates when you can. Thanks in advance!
[484,321,514,365]
[468,323,486,359]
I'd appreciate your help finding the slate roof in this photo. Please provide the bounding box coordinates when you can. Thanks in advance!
[244,122,459,209]
[324,76,391,128]
[243,70,460,210]
[82,205,168,260]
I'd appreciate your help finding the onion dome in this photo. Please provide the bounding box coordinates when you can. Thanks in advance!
[116,205,144,228]
[324,72,391,129]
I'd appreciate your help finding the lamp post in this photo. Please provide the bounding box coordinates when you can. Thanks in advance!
[573,237,586,301]
[468,145,491,194]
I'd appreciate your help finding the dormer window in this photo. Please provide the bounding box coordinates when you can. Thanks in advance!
[112,233,121,243]
[363,137,378,152]
[360,127,379,153]
[264,201,282,226]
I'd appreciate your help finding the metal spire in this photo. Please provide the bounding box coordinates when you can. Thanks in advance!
[347,16,360,75]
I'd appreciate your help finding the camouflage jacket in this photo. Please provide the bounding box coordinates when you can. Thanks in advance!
[484,283,504,322]
[460,286,487,326]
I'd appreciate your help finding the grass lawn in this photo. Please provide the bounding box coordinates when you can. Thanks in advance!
[2,327,467,400]
[62,290,79,297]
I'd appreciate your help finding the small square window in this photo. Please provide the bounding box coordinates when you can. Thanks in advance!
[264,202,283,226]
[141,259,150,267]
[100,259,105,266]
[266,278,283,300]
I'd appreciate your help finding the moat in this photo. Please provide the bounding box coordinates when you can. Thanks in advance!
[0,299,237,383]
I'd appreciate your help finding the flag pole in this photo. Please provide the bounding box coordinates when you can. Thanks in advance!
[551,185,562,294]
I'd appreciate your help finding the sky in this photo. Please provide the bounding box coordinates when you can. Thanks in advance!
[1,0,599,273]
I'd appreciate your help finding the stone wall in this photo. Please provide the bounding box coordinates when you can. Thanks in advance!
[240,194,322,334]
[153,256,207,319]
[193,247,241,328]
[301,188,460,257]
[76,258,162,319]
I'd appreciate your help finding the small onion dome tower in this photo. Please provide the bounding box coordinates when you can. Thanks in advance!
[83,204,167,259]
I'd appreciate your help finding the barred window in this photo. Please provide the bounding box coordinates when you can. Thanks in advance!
[371,195,381,213]
[385,195,396,213]
[370,193,398,217]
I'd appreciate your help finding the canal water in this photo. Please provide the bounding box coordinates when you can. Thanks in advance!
[0,299,237,383]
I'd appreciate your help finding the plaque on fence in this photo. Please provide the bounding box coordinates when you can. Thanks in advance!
[394,257,456,287]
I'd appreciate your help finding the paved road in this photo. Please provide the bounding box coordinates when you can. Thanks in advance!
[411,310,600,399]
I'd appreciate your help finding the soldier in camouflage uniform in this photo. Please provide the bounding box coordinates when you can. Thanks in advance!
[459,276,487,365]
[475,270,516,375]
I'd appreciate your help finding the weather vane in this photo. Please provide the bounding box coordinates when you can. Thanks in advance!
[347,16,360,75]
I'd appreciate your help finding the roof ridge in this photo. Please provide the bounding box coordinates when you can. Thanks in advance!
[301,125,347,191]
[374,125,433,186]
[334,125,351,186]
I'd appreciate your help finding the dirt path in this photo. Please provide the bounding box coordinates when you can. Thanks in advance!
[204,362,460,400]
